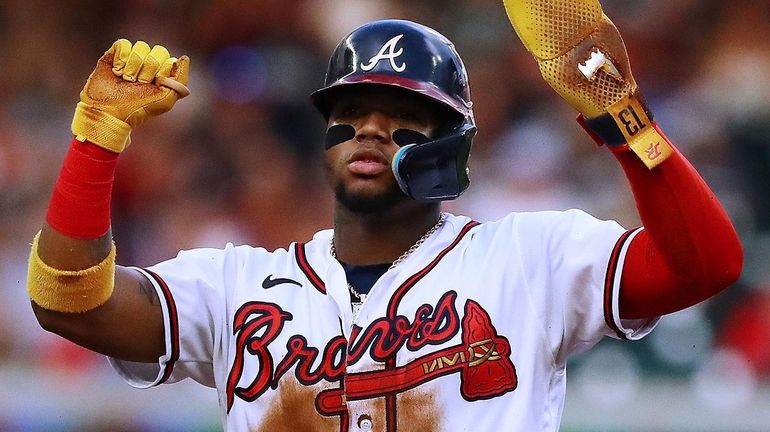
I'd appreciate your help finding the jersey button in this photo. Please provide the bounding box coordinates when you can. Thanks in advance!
[357,414,373,431]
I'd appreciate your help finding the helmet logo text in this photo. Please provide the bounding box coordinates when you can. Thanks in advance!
[360,34,406,72]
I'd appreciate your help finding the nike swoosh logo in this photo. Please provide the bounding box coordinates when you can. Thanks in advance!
[262,275,303,289]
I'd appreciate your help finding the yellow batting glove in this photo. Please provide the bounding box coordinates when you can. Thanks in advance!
[503,0,672,168]
[71,39,191,153]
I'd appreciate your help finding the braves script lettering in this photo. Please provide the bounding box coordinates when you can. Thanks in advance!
[226,291,517,424]
[315,298,518,420]
[226,301,292,411]
[347,291,460,364]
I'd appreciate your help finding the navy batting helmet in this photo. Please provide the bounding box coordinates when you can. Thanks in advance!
[311,19,476,201]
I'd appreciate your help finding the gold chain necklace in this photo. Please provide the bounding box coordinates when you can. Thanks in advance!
[330,213,446,317]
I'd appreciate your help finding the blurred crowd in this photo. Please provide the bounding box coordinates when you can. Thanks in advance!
[1,0,769,430]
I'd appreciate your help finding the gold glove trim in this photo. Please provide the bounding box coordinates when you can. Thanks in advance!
[71,102,131,153]
[27,231,116,313]
[607,94,672,169]
[627,127,673,169]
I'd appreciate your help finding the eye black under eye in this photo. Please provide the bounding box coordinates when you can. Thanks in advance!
[393,129,430,147]
[325,124,355,149]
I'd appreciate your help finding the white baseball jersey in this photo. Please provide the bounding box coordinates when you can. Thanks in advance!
[109,210,657,431]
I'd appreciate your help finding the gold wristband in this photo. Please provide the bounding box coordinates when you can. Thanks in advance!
[27,231,116,313]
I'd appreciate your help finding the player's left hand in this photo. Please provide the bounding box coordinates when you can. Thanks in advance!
[503,0,672,168]
[503,0,635,118]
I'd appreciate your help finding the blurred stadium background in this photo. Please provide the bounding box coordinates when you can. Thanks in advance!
[1,0,769,430]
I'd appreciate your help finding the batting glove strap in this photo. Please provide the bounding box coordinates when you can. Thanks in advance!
[71,102,132,153]
[579,90,653,148]
[578,92,673,169]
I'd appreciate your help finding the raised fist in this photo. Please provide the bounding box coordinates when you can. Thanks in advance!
[71,39,190,153]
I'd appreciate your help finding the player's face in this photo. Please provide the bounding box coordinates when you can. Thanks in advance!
[323,86,442,213]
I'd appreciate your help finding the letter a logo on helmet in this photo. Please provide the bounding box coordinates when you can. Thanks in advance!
[360,34,406,72]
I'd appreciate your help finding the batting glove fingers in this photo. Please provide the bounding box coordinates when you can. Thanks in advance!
[504,0,673,168]
[503,0,636,118]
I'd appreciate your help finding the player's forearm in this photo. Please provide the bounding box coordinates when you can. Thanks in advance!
[30,143,123,348]
[37,224,113,271]
[616,142,741,274]
[38,137,119,269]
[614,140,743,317]
[33,199,165,362]
[27,137,120,313]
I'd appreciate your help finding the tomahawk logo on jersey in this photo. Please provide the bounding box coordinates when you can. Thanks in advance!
[109,212,654,431]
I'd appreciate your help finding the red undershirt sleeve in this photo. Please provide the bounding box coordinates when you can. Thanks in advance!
[611,126,743,319]
[46,138,119,239]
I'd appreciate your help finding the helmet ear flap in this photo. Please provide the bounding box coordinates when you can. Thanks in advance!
[392,121,476,201]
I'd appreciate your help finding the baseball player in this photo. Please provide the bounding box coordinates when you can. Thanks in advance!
[27,1,742,431]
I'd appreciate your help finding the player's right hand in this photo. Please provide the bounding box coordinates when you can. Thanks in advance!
[71,39,191,153]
